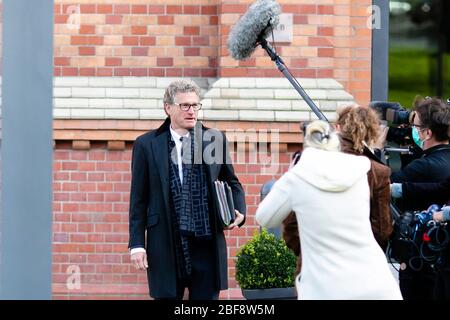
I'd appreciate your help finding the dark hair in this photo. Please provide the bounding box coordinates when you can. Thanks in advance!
[413,98,450,142]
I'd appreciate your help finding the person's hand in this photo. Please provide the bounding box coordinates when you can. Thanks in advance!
[224,210,244,230]
[433,211,444,222]
[390,183,403,199]
[131,252,148,271]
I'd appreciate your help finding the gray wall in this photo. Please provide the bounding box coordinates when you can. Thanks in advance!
[0,0,53,299]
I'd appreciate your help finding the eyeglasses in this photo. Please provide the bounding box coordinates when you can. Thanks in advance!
[173,102,202,111]
[411,123,426,130]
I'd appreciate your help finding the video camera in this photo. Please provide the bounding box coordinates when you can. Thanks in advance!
[369,101,413,146]
[388,204,449,271]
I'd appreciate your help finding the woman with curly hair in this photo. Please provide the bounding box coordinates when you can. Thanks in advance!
[336,105,393,250]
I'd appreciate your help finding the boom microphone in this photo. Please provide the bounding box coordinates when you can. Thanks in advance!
[227,0,281,60]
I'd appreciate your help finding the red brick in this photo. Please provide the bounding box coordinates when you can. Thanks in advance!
[131,68,148,76]
[80,4,95,13]
[54,193,69,201]
[294,15,308,24]
[221,4,247,14]
[70,193,87,202]
[184,6,200,14]
[80,68,96,76]
[105,193,121,202]
[79,25,95,35]
[166,5,182,14]
[79,46,95,56]
[62,203,79,212]
[98,68,113,76]
[114,4,130,14]
[184,47,200,56]
[131,47,148,56]
[53,14,69,24]
[132,5,147,14]
[106,15,122,24]
[88,173,105,181]
[97,183,113,192]
[184,68,201,77]
[114,68,131,76]
[318,5,334,15]
[105,57,122,67]
[70,172,87,181]
[192,36,209,46]
[308,37,332,47]
[317,69,333,78]
[80,183,96,192]
[79,162,96,171]
[62,162,78,171]
[175,36,191,46]
[291,58,307,68]
[62,67,78,76]
[184,26,200,35]
[158,16,174,25]
[55,57,70,66]
[318,48,334,57]
[113,183,130,192]
[54,4,62,14]
[318,26,334,36]
[210,16,218,25]
[97,5,113,14]
[140,36,156,46]
[201,5,217,15]
[148,68,165,77]
[148,5,164,14]
[88,193,105,202]
[131,26,147,35]
[166,68,182,77]
[157,57,173,67]
[122,36,138,46]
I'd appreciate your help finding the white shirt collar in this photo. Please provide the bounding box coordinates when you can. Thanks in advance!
[169,125,190,142]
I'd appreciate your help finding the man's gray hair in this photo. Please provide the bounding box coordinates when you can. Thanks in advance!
[163,79,201,105]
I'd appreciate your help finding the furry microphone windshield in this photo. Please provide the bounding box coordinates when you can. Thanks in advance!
[227,0,281,61]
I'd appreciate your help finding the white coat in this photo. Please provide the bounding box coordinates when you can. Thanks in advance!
[256,147,402,300]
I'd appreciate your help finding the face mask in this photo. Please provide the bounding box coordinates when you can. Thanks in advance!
[412,126,424,149]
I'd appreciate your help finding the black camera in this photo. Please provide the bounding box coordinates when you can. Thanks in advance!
[369,101,411,125]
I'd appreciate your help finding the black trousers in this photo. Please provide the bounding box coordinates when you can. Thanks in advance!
[434,256,450,299]
[156,237,219,300]
[399,264,436,300]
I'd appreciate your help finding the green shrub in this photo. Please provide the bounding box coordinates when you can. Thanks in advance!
[235,228,297,289]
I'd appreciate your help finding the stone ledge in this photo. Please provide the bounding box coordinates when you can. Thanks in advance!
[52,77,353,122]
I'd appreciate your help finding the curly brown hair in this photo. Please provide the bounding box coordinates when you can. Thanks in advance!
[336,105,381,153]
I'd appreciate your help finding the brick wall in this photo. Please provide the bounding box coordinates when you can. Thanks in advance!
[54,1,220,78]
[54,0,372,105]
[52,137,296,299]
[51,0,374,299]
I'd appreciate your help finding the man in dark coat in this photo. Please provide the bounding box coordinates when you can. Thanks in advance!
[128,79,246,299]
[390,97,450,300]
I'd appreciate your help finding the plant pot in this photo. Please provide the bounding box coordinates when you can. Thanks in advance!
[241,287,297,300]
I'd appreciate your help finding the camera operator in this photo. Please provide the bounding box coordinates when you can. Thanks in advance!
[391,98,450,206]
[389,97,450,300]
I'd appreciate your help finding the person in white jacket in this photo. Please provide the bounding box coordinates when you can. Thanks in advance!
[256,120,402,300]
